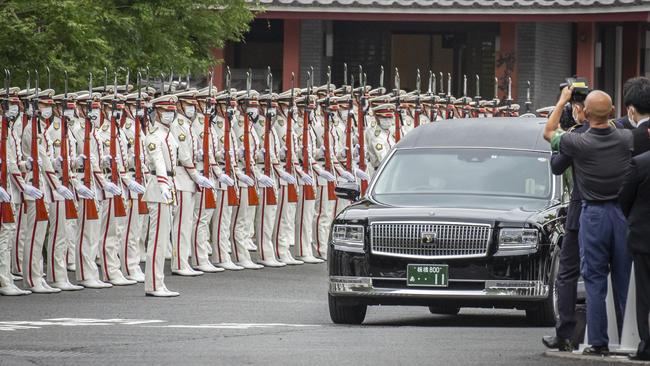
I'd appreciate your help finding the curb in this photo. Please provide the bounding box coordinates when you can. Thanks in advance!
[545,350,650,364]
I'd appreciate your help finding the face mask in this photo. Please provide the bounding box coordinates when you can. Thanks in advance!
[246,108,259,120]
[89,109,101,122]
[7,104,18,118]
[112,110,121,119]
[267,108,277,119]
[184,105,196,119]
[160,111,175,125]
[63,109,75,119]
[379,118,392,130]
[40,107,53,119]
[340,110,349,121]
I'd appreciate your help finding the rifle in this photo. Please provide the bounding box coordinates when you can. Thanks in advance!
[357,66,368,196]
[323,67,336,201]
[301,72,315,200]
[83,73,99,220]
[263,68,277,205]
[202,70,217,209]
[446,72,454,119]
[61,71,78,219]
[44,66,51,129]
[474,75,482,117]
[134,72,148,214]
[242,70,259,206]
[223,67,239,206]
[109,72,127,217]
[393,68,401,142]
[345,75,354,173]
[30,71,48,222]
[414,69,421,128]
[0,69,14,224]
[493,77,499,117]
[525,80,532,114]
[284,73,298,203]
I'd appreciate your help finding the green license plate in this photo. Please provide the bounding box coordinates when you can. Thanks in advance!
[407,264,449,287]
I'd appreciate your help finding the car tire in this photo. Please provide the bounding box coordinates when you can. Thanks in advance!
[428,305,461,315]
[526,247,560,327]
[328,294,367,325]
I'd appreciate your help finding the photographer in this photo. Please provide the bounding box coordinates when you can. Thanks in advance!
[542,85,588,352]
[543,87,633,356]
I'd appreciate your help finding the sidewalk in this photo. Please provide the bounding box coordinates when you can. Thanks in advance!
[545,350,650,364]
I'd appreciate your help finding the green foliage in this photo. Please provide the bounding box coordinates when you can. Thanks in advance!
[0,0,254,91]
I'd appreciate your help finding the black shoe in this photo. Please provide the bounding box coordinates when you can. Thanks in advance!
[629,353,650,361]
[542,336,573,351]
[583,346,609,356]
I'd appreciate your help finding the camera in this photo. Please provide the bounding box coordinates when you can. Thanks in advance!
[559,77,590,103]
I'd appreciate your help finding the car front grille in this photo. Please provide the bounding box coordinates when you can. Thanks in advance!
[370,222,492,259]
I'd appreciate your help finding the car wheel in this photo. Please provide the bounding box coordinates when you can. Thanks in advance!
[428,305,461,315]
[526,248,560,327]
[328,294,367,325]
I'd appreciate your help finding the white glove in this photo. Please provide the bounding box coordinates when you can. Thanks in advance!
[257,174,274,188]
[54,156,63,170]
[0,187,10,202]
[298,172,314,186]
[279,171,297,185]
[354,168,370,181]
[319,170,336,182]
[57,186,75,200]
[218,174,235,187]
[278,146,287,160]
[257,148,266,160]
[23,185,43,199]
[127,181,146,194]
[161,185,173,204]
[104,182,122,196]
[237,147,245,160]
[75,154,87,167]
[196,175,214,189]
[26,157,42,171]
[236,172,254,187]
[101,155,112,168]
[196,149,204,162]
[76,185,95,199]
[340,170,355,182]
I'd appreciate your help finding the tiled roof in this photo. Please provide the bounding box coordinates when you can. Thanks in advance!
[254,0,650,13]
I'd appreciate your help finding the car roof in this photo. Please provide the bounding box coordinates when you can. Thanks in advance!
[396,117,550,152]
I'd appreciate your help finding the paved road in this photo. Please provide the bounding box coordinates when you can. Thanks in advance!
[0,262,601,366]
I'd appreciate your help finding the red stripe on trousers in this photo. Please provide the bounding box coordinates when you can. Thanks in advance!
[27,203,38,288]
[176,192,183,269]
[193,191,203,266]
[259,190,266,260]
[274,186,285,258]
[315,187,324,256]
[14,203,23,273]
[152,203,162,291]
[101,199,112,281]
[216,191,225,263]
[78,201,87,280]
[298,191,305,257]
[50,203,60,282]
[123,202,134,276]
[231,188,242,262]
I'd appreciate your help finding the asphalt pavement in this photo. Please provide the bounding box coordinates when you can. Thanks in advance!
[0,262,619,365]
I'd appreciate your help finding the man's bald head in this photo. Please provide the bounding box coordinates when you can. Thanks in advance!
[584,90,614,127]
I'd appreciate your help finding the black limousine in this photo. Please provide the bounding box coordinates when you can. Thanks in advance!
[329,118,568,326]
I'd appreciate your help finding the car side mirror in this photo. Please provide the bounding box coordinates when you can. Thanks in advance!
[335,182,360,201]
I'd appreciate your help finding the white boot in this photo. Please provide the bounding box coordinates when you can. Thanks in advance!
[172,268,204,276]
[296,255,324,264]
[194,263,225,273]
[51,281,84,291]
[79,279,113,289]
[214,261,244,271]
[0,284,31,296]
[237,259,264,270]
[258,258,287,268]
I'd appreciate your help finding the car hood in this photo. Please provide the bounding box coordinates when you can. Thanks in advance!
[338,200,540,227]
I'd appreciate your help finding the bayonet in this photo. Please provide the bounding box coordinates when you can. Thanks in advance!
[46,66,51,90]
[427,70,433,95]
[475,75,481,100]
[507,76,513,101]
[125,69,130,94]
[186,70,190,90]
[168,68,174,93]
[447,73,452,98]
[159,72,166,96]
[64,71,68,100]
[104,67,108,94]
[343,63,348,86]
[462,74,467,98]
[379,66,384,89]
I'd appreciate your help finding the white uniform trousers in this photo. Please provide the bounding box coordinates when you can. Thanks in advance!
[273,186,297,260]
[313,186,336,259]
[295,186,316,258]
[145,202,171,293]
[210,190,235,264]
[75,199,101,282]
[190,190,214,267]
[139,215,148,262]
[0,204,17,287]
[46,201,70,284]
[21,201,49,288]
[65,217,78,269]
[171,191,195,271]
[256,188,279,262]
[11,202,24,275]
[230,187,255,263]
[99,198,128,282]
[121,199,145,277]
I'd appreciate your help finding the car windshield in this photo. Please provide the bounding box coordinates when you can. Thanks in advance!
[372,148,553,210]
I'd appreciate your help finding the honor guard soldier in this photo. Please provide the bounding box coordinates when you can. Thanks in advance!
[0,86,39,295]
[21,86,75,293]
[231,87,266,269]
[367,104,397,172]
[143,94,180,297]
[71,90,116,289]
[272,86,304,265]
[209,87,243,270]
[171,88,215,276]
[96,91,139,286]
[45,91,91,291]
[254,86,290,267]
[120,88,150,282]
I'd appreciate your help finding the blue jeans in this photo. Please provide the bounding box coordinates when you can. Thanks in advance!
[579,201,632,347]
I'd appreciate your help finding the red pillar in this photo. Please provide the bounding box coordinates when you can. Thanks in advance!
[283,19,301,90]
[211,47,225,90]
[496,22,517,101]
[622,22,641,84]
[575,22,596,85]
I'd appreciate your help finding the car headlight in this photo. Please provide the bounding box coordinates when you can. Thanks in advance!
[332,224,365,253]
[497,228,539,251]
